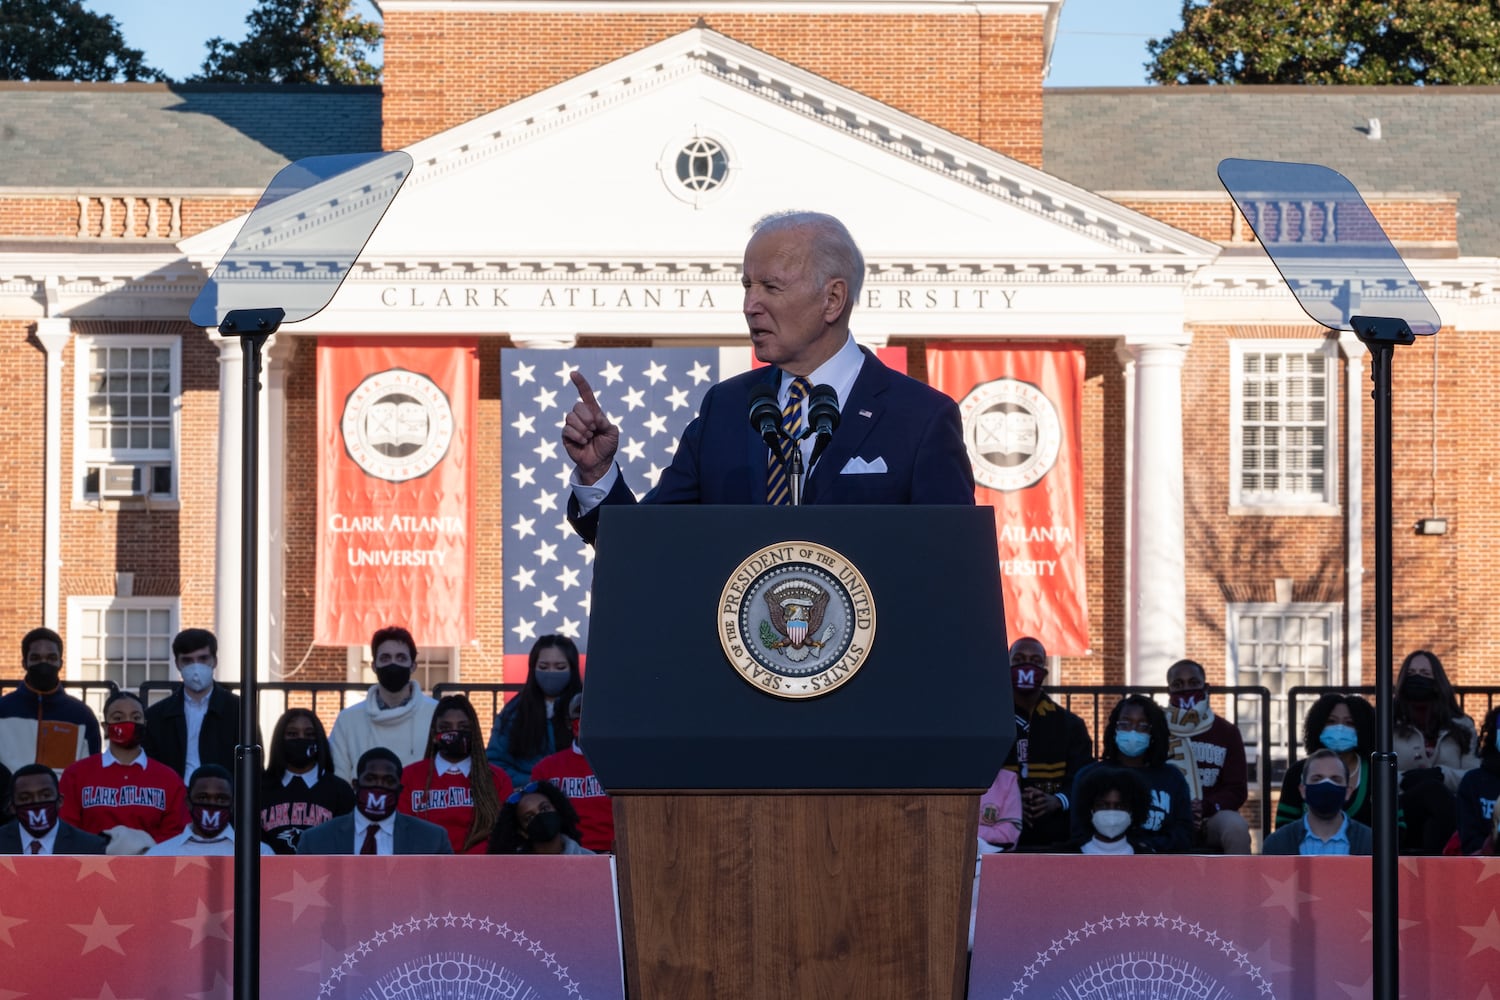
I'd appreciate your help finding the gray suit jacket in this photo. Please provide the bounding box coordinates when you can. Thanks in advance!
[0,819,109,855]
[295,812,453,855]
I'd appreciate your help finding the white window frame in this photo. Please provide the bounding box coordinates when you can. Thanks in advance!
[1228,338,1339,515]
[72,333,182,505]
[1224,601,1344,773]
[65,596,181,696]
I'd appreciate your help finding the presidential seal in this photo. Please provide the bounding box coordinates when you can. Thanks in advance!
[957,377,1061,492]
[718,541,875,699]
[341,368,455,482]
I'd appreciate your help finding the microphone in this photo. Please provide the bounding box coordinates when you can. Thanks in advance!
[748,382,782,451]
[806,383,840,466]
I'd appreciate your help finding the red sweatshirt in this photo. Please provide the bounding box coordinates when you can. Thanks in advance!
[59,751,189,842]
[399,759,513,855]
[532,745,613,853]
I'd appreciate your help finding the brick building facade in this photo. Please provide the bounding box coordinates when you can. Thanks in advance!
[1,0,1496,765]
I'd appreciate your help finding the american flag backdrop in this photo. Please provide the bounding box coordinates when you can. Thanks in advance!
[500,347,742,678]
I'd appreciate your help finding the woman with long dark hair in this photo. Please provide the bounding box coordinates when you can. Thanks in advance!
[1393,650,1478,853]
[400,695,512,854]
[259,707,354,854]
[1068,694,1193,854]
[485,635,582,785]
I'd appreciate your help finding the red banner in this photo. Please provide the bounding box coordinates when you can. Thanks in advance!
[316,339,477,646]
[971,854,1500,999]
[927,345,1089,655]
[0,856,625,998]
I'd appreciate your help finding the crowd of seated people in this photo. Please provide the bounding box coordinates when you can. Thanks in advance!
[4,624,1498,861]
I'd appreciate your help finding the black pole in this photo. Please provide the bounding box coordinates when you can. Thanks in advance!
[224,308,281,1000]
[1353,319,1410,1000]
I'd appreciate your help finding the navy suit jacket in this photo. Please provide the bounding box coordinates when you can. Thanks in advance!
[0,819,109,855]
[295,812,453,856]
[568,348,974,543]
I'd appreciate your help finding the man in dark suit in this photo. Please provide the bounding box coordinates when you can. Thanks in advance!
[296,747,452,856]
[143,628,243,779]
[564,211,974,543]
[1,763,108,855]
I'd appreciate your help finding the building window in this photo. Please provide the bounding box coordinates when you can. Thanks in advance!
[74,335,180,501]
[659,131,736,207]
[67,597,180,693]
[1229,340,1337,512]
[1226,602,1343,781]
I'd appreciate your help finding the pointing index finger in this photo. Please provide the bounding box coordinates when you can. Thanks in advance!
[571,370,602,414]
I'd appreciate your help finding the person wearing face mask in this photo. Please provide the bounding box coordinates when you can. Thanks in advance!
[329,625,439,782]
[0,763,108,854]
[142,629,246,780]
[1163,658,1251,854]
[297,747,452,855]
[259,708,355,854]
[1262,749,1373,855]
[486,635,583,786]
[1063,765,1155,855]
[1392,650,1478,854]
[1455,706,1500,856]
[1274,693,1401,836]
[0,627,102,774]
[398,695,512,854]
[998,636,1093,850]
[58,690,189,854]
[146,765,272,856]
[531,693,613,852]
[487,780,594,855]
[1070,695,1193,854]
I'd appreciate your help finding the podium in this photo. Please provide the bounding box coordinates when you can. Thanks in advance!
[584,505,1012,999]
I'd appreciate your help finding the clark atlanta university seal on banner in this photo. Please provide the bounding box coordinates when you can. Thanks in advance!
[958,377,1061,492]
[718,541,876,699]
[341,368,455,482]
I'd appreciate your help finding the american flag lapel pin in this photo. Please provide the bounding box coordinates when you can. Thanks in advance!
[858,409,873,418]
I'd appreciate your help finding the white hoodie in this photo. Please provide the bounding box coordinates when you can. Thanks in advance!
[329,682,438,782]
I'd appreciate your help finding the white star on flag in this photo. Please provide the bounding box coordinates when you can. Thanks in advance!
[501,347,745,665]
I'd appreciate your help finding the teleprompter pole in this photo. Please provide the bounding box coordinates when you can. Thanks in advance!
[1352,316,1413,1000]
[224,307,283,1000]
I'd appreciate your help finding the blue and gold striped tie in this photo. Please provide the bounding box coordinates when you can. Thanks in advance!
[766,376,811,505]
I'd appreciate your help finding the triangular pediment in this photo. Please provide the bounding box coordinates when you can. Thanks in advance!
[177,27,1221,337]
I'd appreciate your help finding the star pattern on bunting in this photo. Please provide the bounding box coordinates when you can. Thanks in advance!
[68,908,132,956]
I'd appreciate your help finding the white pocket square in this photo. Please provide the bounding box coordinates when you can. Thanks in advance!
[840,456,888,475]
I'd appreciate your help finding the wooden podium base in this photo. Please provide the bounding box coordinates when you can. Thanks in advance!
[613,793,977,1000]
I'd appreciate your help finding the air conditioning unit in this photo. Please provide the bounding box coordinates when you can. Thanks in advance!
[99,464,145,499]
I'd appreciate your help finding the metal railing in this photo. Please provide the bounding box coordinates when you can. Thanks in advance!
[1285,685,1500,766]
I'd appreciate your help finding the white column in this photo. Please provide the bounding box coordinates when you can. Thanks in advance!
[212,332,244,683]
[1124,336,1190,686]
[262,334,298,682]
[36,318,72,631]
[1114,341,1137,682]
[1339,332,1365,685]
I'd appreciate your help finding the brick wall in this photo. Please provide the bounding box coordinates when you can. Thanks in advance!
[381,11,1046,165]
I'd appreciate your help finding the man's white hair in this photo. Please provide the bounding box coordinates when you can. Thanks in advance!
[751,211,866,309]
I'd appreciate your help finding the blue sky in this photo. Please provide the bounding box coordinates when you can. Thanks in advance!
[86,0,1184,87]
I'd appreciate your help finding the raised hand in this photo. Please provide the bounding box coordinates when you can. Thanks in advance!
[561,370,620,485]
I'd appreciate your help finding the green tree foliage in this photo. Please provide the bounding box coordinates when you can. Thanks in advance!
[1146,0,1500,85]
[194,0,381,84]
[0,0,165,81]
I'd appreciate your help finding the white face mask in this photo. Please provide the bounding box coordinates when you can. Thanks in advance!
[1091,808,1132,840]
[180,663,214,694]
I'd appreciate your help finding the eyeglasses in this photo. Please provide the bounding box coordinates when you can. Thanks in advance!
[506,781,541,805]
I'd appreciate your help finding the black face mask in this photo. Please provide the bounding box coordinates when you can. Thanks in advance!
[1401,674,1437,701]
[375,666,412,694]
[526,810,563,844]
[25,664,61,692]
[434,731,471,762]
[283,738,320,766]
